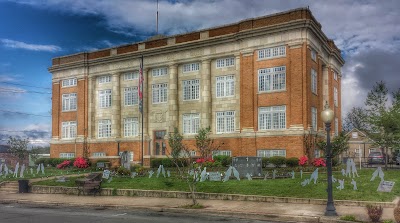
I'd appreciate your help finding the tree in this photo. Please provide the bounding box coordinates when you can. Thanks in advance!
[343,107,370,132]
[317,132,350,158]
[303,131,320,162]
[7,136,30,163]
[195,127,220,159]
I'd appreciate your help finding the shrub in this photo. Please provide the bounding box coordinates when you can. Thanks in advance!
[56,160,71,169]
[366,204,383,223]
[299,155,308,166]
[73,157,89,169]
[262,157,270,167]
[286,157,299,167]
[269,156,286,168]
[151,158,187,168]
[213,155,232,167]
[116,166,131,176]
[312,158,326,167]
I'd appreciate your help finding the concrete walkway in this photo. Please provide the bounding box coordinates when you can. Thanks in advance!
[0,192,396,222]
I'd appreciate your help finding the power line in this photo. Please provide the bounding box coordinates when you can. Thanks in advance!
[0,82,51,90]
[0,87,51,94]
[0,110,51,117]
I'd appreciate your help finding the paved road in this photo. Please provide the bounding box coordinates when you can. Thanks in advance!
[0,203,280,223]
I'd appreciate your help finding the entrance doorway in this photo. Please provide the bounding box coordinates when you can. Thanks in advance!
[154,130,166,155]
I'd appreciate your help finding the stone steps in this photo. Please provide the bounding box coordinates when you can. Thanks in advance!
[0,181,20,193]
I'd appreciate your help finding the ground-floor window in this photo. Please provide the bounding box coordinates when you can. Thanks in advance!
[257,149,286,158]
[60,153,75,158]
[92,152,106,157]
[213,150,232,157]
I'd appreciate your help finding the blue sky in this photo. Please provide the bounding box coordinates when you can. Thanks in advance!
[0,0,399,146]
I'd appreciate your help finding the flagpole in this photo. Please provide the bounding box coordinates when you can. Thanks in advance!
[140,55,144,166]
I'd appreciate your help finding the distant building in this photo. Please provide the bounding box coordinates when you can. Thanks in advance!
[0,145,29,167]
[49,8,344,166]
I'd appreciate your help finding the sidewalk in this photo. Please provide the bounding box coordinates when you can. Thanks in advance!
[0,192,395,222]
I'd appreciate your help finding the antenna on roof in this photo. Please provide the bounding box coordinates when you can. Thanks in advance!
[156,0,159,34]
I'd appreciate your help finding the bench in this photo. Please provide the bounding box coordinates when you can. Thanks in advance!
[75,173,103,196]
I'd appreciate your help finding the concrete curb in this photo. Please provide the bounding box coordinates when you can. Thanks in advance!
[30,185,396,208]
[0,198,323,223]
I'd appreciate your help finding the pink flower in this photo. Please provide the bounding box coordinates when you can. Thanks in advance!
[57,160,71,169]
[299,156,308,166]
[73,157,89,169]
[312,158,326,167]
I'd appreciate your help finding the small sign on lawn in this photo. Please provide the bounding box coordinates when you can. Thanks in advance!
[377,180,395,192]
[208,172,221,181]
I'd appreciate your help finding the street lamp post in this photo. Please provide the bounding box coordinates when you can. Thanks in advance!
[321,101,337,216]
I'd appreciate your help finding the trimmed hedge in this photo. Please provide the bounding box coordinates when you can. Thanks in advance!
[269,156,286,168]
[213,155,232,167]
[150,158,188,168]
[285,157,299,167]
[34,158,75,167]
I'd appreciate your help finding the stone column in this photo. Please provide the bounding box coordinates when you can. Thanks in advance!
[168,64,179,133]
[201,59,212,129]
[322,66,329,104]
[142,68,149,137]
[111,73,121,139]
[87,76,94,139]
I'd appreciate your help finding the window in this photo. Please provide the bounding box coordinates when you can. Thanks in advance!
[213,150,232,157]
[258,106,286,130]
[152,83,168,104]
[314,149,320,158]
[216,57,235,68]
[60,153,75,158]
[216,75,235,98]
[311,69,317,94]
[61,121,76,139]
[311,49,317,61]
[183,113,200,134]
[98,75,111,84]
[311,107,317,131]
[124,71,139,80]
[124,87,138,106]
[190,151,196,157]
[152,67,168,77]
[62,78,77,87]
[257,149,286,158]
[124,118,138,137]
[183,79,200,100]
[216,111,235,133]
[98,119,111,138]
[99,89,112,108]
[92,152,106,157]
[352,132,358,138]
[334,118,339,136]
[334,87,338,107]
[355,148,361,157]
[258,66,286,92]
[62,93,77,111]
[258,46,286,59]
[333,71,338,81]
[183,63,200,73]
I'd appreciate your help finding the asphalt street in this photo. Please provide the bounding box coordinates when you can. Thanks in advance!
[0,203,281,223]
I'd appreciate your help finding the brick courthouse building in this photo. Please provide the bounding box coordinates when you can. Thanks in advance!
[49,8,344,166]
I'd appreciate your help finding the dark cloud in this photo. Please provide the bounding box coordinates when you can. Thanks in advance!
[349,49,400,93]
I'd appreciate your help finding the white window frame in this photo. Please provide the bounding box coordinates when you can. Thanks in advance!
[355,148,361,157]
[183,113,200,134]
[257,149,286,158]
[311,49,317,61]
[152,83,168,104]
[216,111,235,133]
[333,71,338,81]
[311,68,317,94]
[183,79,200,101]
[152,67,168,77]
[352,132,358,138]
[314,149,320,158]
[124,71,139,80]
[124,117,138,137]
[258,66,286,92]
[60,153,75,158]
[311,107,317,131]
[183,63,200,73]
[92,152,106,157]
[213,150,232,157]
[98,75,111,84]
[61,121,76,139]
[335,118,339,136]
[62,93,77,111]
[98,119,111,138]
[258,106,286,130]
[216,57,235,68]
[62,78,77,87]
[258,46,286,59]
[124,87,138,106]
[216,75,235,98]
[334,87,338,107]
[99,89,112,108]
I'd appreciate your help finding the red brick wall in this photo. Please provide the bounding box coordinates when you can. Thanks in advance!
[240,53,254,129]
[117,44,138,54]
[176,32,200,43]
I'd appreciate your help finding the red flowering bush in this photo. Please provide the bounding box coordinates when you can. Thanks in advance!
[195,157,215,164]
[57,160,71,169]
[73,157,89,169]
[312,158,326,167]
[299,155,309,166]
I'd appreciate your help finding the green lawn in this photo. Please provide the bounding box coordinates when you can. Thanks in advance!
[0,167,96,182]
[32,168,400,202]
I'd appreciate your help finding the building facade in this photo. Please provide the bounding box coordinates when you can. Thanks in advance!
[49,8,344,166]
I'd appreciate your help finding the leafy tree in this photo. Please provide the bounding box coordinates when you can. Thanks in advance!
[343,107,369,132]
[7,136,30,163]
[303,131,320,161]
[195,127,220,159]
[317,132,350,158]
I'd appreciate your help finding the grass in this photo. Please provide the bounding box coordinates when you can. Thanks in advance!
[0,167,98,182]
[32,167,400,202]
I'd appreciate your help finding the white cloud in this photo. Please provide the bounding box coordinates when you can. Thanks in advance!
[0,38,61,52]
